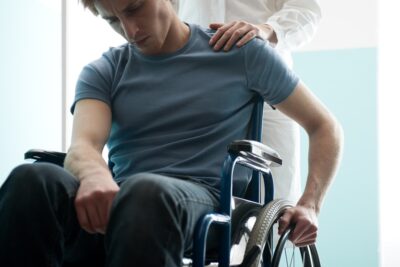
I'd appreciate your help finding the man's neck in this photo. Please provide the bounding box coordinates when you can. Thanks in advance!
[160,18,190,55]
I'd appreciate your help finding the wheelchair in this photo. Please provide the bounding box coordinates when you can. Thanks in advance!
[25,97,320,267]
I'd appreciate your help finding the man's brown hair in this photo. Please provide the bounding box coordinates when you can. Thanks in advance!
[80,0,99,15]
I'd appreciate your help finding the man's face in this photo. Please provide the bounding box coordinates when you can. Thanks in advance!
[95,0,172,54]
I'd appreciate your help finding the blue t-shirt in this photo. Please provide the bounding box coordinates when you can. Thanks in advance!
[72,24,299,191]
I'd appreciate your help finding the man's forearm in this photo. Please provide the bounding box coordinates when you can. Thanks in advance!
[298,120,343,214]
[64,142,118,235]
[64,144,113,182]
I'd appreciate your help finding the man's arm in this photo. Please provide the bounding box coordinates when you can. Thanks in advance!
[64,99,119,234]
[274,81,343,246]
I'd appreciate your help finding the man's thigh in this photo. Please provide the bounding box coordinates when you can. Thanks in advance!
[113,173,220,251]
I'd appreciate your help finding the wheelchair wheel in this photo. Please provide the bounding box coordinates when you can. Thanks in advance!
[244,199,321,267]
[229,199,262,265]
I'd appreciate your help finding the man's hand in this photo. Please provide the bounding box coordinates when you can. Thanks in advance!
[208,21,277,51]
[278,205,318,247]
[75,176,120,234]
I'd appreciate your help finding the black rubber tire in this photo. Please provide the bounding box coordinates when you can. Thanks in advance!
[244,199,321,267]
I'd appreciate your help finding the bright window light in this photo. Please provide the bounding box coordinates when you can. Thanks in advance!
[65,1,124,152]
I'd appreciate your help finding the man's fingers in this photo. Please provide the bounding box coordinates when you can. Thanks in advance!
[74,178,120,234]
[278,209,294,235]
[294,232,317,246]
[92,192,115,234]
[99,193,116,233]
[86,203,103,233]
[293,231,317,247]
[290,217,318,245]
[277,205,319,247]
[95,203,108,234]
[295,229,317,241]
[289,219,309,243]
[75,202,96,234]
[75,194,106,234]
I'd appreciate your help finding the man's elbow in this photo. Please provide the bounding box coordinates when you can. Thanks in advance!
[317,115,344,152]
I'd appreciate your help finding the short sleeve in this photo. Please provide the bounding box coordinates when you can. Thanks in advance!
[70,50,116,114]
[243,39,299,105]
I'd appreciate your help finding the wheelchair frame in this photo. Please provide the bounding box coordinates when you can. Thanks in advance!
[191,97,320,267]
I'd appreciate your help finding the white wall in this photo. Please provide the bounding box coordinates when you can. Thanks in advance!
[378,1,400,266]
[301,0,377,51]
[0,0,62,184]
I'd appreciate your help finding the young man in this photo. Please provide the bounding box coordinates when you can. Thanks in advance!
[0,0,342,266]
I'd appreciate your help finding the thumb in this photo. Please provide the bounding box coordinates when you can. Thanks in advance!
[278,210,293,235]
[209,23,224,29]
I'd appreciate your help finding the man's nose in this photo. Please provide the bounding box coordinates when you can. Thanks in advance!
[121,21,139,42]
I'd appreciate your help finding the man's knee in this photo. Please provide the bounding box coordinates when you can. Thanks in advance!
[5,164,47,193]
[107,173,184,257]
[6,163,59,188]
[1,163,77,206]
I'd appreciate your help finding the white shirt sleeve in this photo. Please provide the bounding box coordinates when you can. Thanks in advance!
[173,0,321,53]
[266,0,322,50]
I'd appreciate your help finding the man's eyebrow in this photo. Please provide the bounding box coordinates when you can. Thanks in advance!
[120,0,142,13]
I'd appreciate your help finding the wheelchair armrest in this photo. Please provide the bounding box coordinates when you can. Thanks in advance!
[24,149,66,167]
[228,140,282,171]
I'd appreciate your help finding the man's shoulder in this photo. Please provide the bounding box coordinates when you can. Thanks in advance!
[189,23,246,56]
[238,37,282,68]
[243,37,275,54]
[86,43,130,71]
[189,23,216,45]
[190,23,214,36]
[102,43,130,61]
[191,23,274,57]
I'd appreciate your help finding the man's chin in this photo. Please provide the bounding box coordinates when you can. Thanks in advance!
[136,46,156,55]
[137,43,164,56]
[135,36,150,47]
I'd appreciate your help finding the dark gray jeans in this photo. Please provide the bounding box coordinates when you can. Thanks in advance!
[0,163,220,267]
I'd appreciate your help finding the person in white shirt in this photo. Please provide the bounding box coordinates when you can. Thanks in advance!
[173,0,321,207]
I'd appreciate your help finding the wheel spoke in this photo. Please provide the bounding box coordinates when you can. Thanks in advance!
[284,248,289,266]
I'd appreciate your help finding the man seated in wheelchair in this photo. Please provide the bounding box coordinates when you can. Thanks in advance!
[0,0,343,266]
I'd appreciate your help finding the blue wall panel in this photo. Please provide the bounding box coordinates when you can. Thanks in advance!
[293,48,378,266]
